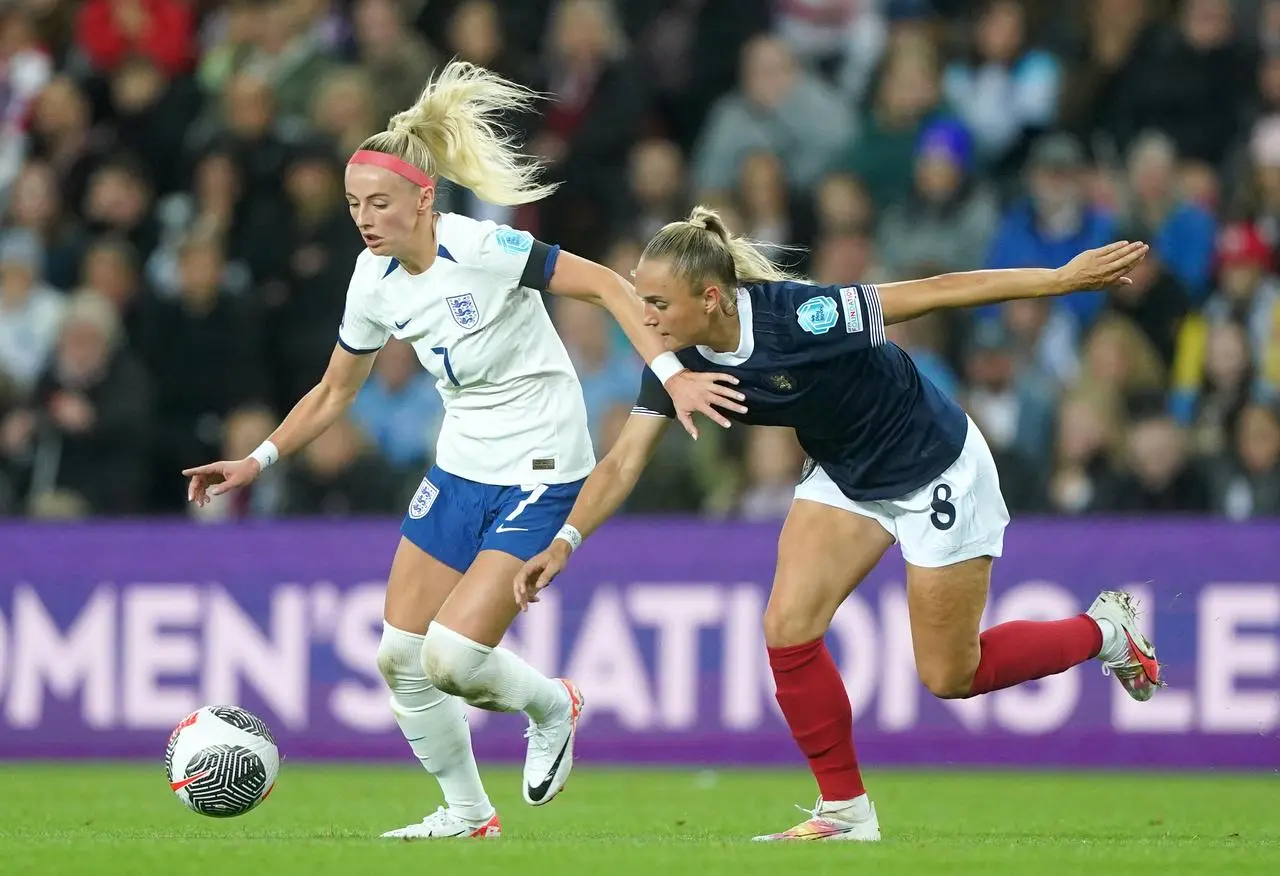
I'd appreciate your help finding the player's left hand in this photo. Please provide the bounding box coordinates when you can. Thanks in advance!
[1055,240,1150,293]
[514,540,572,611]
[665,369,747,440]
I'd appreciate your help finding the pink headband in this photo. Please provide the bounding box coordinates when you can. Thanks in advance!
[348,150,434,191]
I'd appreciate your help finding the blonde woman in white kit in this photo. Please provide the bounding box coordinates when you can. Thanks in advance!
[183,61,746,839]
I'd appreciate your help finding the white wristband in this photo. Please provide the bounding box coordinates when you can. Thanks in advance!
[554,524,583,552]
[650,351,685,386]
[248,440,279,471]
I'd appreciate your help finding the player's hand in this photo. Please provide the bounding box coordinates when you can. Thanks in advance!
[665,369,747,440]
[514,540,572,612]
[1054,241,1150,293]
[182,458,263,507]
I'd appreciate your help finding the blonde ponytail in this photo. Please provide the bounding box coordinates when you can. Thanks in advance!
[358,61,557,206]
[642,205,799,293]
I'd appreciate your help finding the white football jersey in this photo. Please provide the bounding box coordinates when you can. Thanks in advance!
[337,212,594,486]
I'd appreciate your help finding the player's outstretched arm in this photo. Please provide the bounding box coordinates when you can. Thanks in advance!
[514,413,670,610]
[183,344,377,506]
[875,241,1149,325]
[546,252,746,439]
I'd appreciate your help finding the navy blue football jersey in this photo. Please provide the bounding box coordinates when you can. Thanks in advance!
[632,281,968,501]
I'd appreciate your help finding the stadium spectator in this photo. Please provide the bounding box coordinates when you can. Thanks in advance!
[693,34,852,196]
[75,0,194,78]
[16,289,152,516]
[1105,0,1255,166]
[1208,401,1280,518]
[830,32,948,208]
[877,118,1000,276]
[0,229,63,399]
[4,160,83,290]
[985,132,1116,327]
[944,0,1062,174]
[625,137,689,243]
[351,0,439,127]
[1118,130,1216,301]
[133,225,269,510]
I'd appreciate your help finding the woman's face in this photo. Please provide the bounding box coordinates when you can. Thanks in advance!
[633,257,719,351]
[344,164,434,257]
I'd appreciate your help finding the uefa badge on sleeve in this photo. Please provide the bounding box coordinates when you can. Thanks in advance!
[796,296,839,335]
[495,227,533,255]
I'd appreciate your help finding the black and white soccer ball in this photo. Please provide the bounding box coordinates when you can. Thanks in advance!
[165,705,280,818]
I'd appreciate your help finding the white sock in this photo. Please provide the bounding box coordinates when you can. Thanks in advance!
[378,623,493,823]
[423,622,570,724]
[1094,617,1128,664]
[822,794,872,819]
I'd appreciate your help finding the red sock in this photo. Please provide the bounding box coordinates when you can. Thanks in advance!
[966,615,1102,697]
[768,638,865,801]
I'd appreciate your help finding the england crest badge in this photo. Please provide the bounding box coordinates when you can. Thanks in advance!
[408,476,439,519]
[447,293,480,329]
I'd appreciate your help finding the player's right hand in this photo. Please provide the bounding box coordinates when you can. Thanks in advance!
[183,458,263,507]
[666,369,748,440]
[1055,240,1149,292]
[514,541,571,612]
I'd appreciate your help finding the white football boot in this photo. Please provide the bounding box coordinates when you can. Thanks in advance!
[522,679,585,806]
[380,807,501,840]
[1087,590,1163,701]
[752,796,881,842]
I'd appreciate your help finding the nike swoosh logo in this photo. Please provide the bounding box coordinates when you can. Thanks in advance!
[526,735,572,803]
[494,525,528,533]
[171,771,210,792]
[395,319,410,329]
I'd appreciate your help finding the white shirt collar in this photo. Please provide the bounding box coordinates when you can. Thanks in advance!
[695,288,753,366]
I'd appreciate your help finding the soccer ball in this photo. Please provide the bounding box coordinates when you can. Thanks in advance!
[165,705,280,817]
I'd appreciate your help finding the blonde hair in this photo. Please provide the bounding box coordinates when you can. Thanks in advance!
[358,60,556,206]
[642,206,799,297]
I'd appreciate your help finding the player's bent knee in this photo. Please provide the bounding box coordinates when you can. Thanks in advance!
[762,600,828,648]
[421,622,489,698]
[377,622,430,693]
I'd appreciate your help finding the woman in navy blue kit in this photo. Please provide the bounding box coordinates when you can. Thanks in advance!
[515,206,1163,842]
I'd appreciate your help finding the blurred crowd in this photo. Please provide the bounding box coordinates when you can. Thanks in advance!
[0,0,1277,522]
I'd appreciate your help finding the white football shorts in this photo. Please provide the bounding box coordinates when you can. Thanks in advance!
[793,415,1010,568]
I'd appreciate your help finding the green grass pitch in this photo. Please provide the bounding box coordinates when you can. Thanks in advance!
[1,763,1277,875]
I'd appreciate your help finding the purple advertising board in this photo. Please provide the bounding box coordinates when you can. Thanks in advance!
[0,518,1276,769]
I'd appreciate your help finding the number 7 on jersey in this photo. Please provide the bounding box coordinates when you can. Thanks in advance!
[431,346,460,386]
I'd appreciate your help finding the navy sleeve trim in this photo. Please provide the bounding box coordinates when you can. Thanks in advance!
[520,240,558,291]
[634,367,677,419]
[337,335,382,355]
